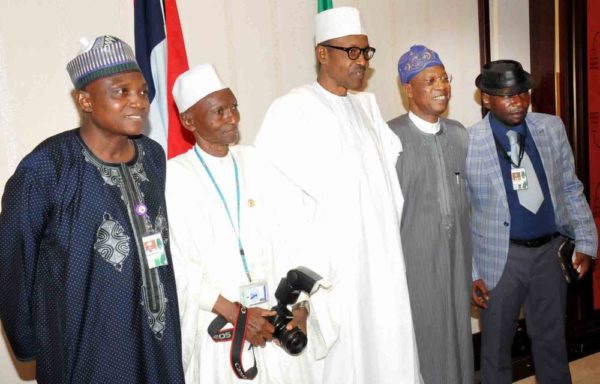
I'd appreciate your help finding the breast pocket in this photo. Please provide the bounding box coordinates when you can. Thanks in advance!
[452,169,469,213]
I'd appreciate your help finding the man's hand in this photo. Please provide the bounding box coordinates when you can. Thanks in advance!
[212,295,276,347]
[286,307,309,335]
[572,252,593,280]
[245,307,277,347]
[472,279,490,309]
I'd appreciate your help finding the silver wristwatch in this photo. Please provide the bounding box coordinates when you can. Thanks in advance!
[291,300,310,315]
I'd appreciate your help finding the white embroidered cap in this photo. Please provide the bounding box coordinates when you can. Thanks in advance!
[315,7,365,45]
[172,63,227,113]
[66,35,140,90]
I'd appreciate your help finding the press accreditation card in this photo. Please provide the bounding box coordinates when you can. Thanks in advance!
[511,167,529,191]
[239,280,269,307]
[142,232,168,269]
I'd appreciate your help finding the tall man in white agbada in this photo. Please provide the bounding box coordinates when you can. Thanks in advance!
[254,7,422,384]
[166,64,312,383]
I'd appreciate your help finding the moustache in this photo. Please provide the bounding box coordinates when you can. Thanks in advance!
[507,108,525,114]
[351,64,366,73]
[222,125,240,134]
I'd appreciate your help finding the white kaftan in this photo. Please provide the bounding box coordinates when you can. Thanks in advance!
[254,82,423,384]
[166,145,312,384]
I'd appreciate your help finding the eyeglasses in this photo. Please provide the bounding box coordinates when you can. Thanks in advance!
[419,74,453,87]
[320,44,376,60]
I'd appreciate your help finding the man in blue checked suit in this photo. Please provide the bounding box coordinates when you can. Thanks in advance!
[466,60,598,384]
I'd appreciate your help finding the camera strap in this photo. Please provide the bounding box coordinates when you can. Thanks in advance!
[207,303,258,380]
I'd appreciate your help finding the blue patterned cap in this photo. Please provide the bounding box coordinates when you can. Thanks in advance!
[397,45,444,84]
[66,35,141,90]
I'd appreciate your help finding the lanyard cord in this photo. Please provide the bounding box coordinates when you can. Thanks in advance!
[194,146,252,282]
[492,131,526,168]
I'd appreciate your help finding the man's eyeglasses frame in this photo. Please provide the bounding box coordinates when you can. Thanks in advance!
[320,44,376,61]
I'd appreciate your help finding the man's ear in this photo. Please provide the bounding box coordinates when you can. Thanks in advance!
[481,92,491,109]
[76,90,93,113]
[180,112,196,132]
[403,83,413,100]
[316,45,328,65]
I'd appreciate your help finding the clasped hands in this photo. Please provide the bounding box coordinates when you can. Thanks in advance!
[213,295,308,347]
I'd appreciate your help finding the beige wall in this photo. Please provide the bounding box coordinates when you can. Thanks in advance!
[489,0,531,70]
[0,1,529,382]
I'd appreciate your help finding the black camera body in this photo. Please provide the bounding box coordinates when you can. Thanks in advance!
[267,267,323,355]
[267,300,305,355]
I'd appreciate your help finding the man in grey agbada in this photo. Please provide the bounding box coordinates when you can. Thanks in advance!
[387,45,473,384]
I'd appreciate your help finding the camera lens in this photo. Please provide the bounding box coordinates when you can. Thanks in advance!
[268,303,307,355]
[280,327,307,355]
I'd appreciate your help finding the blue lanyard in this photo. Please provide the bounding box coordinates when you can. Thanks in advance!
[194,146,251,282]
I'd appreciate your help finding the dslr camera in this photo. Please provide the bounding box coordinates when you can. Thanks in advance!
[268,266,323,355]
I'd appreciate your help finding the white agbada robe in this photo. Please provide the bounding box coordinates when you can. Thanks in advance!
[255,82,423,384]
[166,145,313,384]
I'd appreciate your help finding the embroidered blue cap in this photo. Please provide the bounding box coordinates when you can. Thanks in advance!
[397,45,444,84]
[66,35,141,89]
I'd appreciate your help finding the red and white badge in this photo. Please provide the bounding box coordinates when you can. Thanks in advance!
[142,232,168,269]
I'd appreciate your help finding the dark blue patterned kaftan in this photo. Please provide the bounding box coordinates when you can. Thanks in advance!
[0,129,185,384]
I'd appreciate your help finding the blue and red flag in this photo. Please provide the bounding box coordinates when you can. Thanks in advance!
[134,0,193,159]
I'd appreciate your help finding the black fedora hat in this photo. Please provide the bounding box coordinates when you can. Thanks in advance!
[475,59,534,96]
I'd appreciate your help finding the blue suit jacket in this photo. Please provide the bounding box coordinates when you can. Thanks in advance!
[466,112,597,289]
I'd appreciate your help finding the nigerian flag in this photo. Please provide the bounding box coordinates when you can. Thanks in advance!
[318,0,332,12]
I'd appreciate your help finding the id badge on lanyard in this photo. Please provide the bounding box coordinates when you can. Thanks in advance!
[239,280,269,307]
[142,231,168,269]
[511,167,529,191]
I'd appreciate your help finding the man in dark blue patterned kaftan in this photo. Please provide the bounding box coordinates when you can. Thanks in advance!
[0,35,185,384]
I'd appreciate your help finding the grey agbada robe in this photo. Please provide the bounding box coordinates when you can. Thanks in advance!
[388,114,474,384]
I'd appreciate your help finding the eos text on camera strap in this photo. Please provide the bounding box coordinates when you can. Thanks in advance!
[207,303,258,380]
